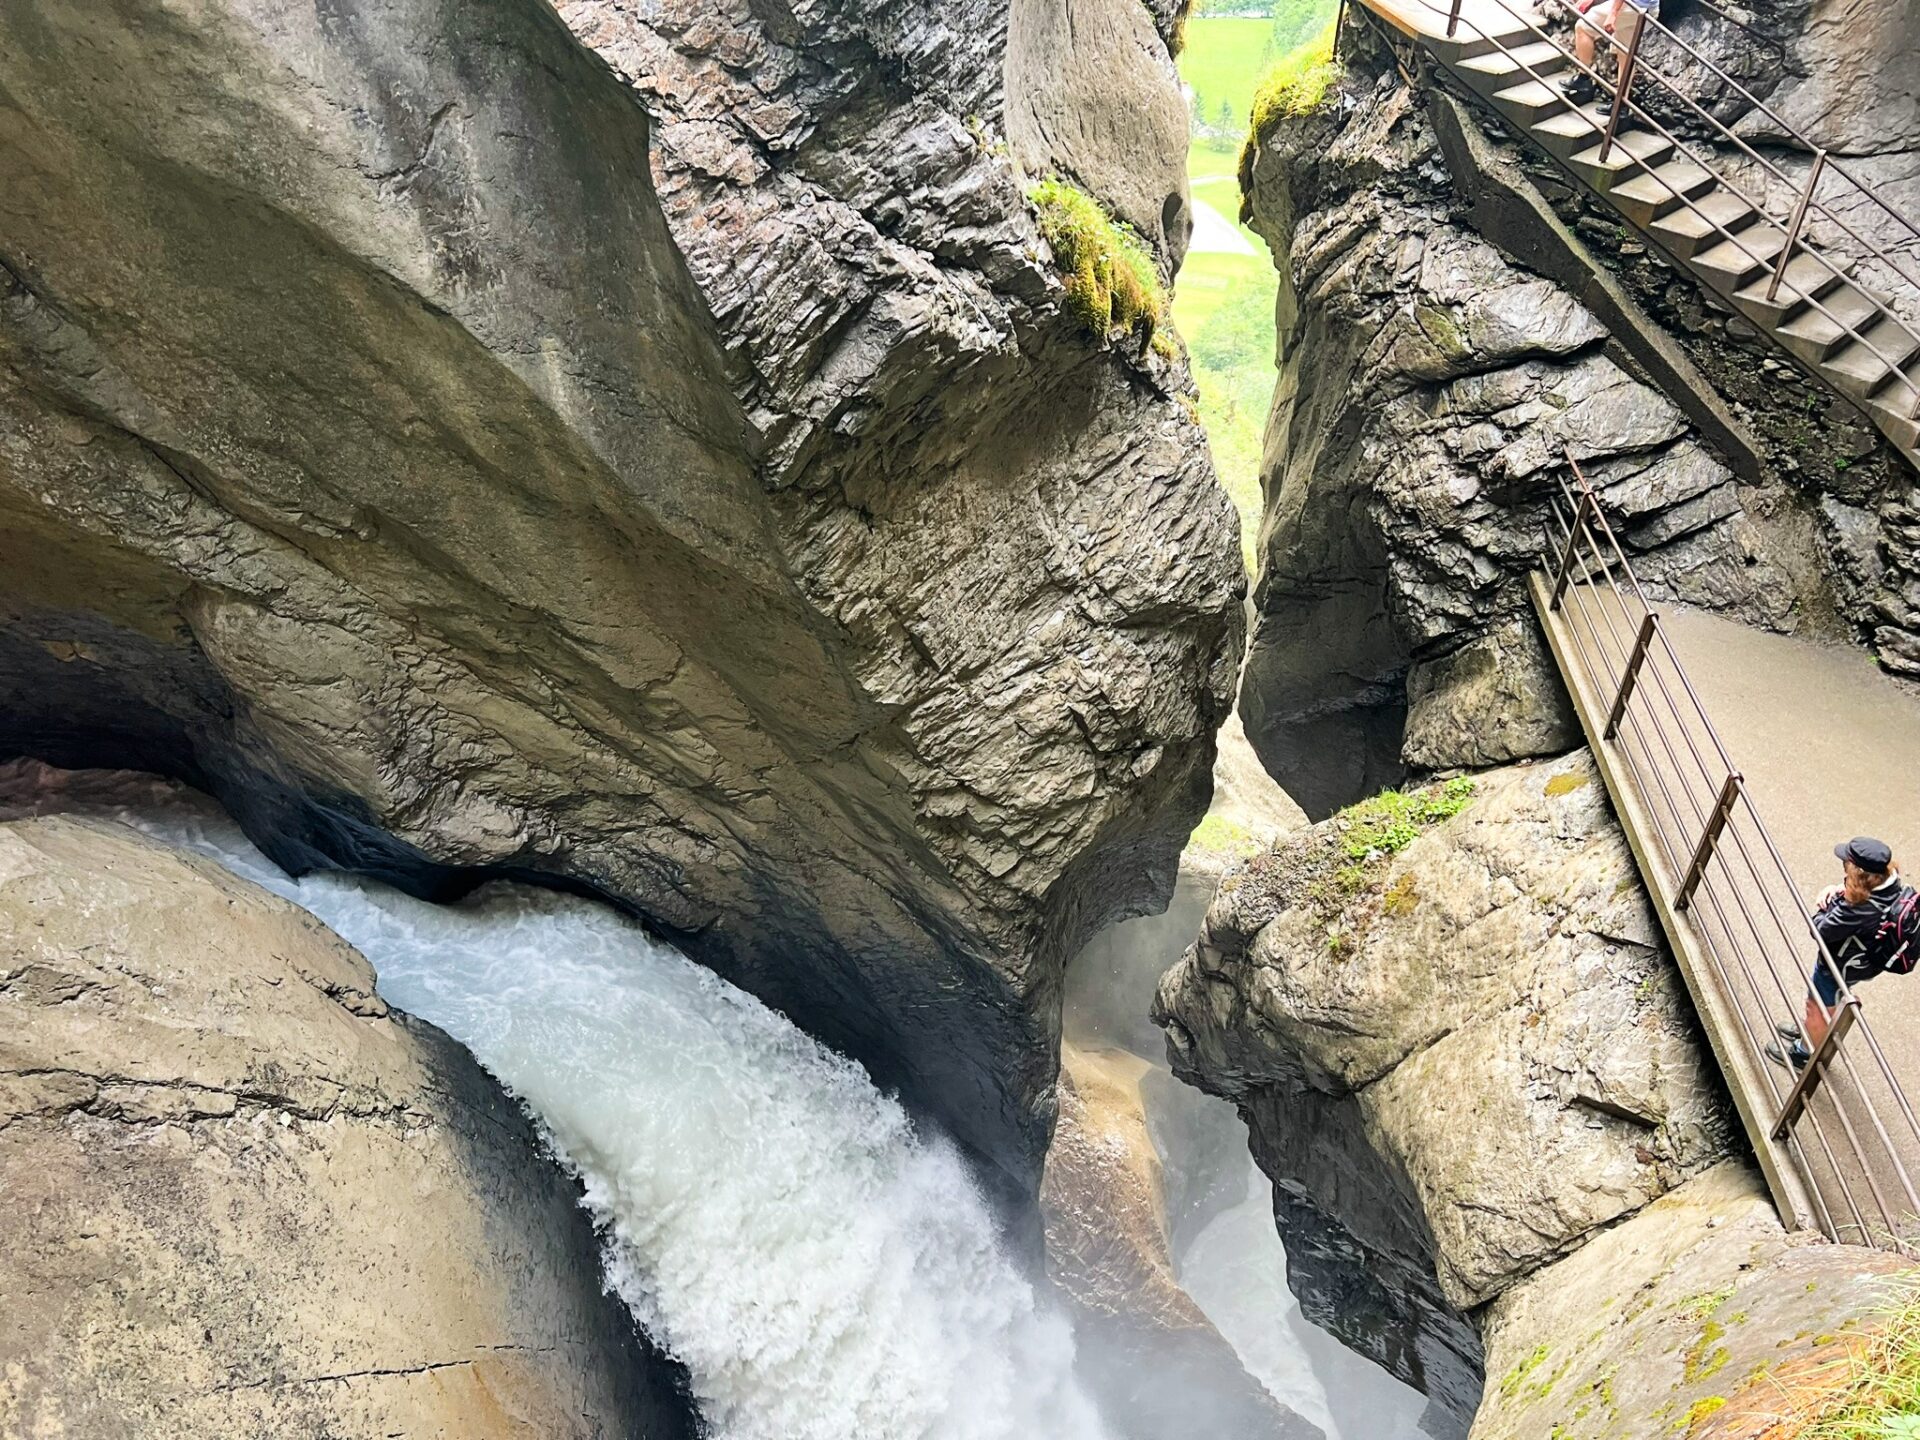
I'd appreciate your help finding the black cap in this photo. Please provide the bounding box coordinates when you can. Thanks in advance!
[1834,836,1894,871]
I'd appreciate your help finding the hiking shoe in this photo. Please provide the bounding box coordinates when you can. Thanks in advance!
[1766,1039,1812,1072]
[1558,73,1601,104]
[1775,1019,1806,1043]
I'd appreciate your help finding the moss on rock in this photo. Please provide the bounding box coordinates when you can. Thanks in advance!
[1028,177,1166,347]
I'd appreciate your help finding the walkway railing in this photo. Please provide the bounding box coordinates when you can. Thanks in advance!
[1538,454,1920,1251]
[1356,0,1920,425]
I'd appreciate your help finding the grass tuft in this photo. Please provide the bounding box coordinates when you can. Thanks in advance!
[1797,1275,1920,1440]
[1028,178,1166,347]
[1336,776,1475,861]
[1237,21,1342,192]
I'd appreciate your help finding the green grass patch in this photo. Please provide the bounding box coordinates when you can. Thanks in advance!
[1028,178,1165,345]
[1337,776,1476,861]
[1180,17,1283,139]
[1248,21,1341,138]
[1798,1276,1920,1440]
[1188,811,1263,860]
[1170,249,1275,573]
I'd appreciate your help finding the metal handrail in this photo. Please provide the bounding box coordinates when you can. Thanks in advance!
[1541,453,1920,1249]
[1382,0,1920,420]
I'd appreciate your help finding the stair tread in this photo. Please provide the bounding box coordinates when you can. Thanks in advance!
[1827,320,1920,386]
[1533,107,1611,142]
[1568,128,1674,169]
[1733,252,1854,309]
[1693,225,1789,277]
[1612,158,1715,207]
[1649,190,1758,240]
[1460,40,1570,75]
[1777,286,1882,348]
[1492,78,1571,108]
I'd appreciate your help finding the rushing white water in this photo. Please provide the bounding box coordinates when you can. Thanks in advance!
[92,794,1110,1440]
[1180,1160,1430,1440]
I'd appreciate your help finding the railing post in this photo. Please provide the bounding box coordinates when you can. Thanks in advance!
[1548,489,1596,610]
[1597,11,1647,162]
[1767,149,1828,303]
[1446,0,1463,38]
[1675,771,1742,911]
[1771,995,1859,1138]
[1604,610,1660,739]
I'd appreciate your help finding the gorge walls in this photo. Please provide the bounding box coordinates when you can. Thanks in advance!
[1233,20,1920,816]
[0,0,1240,1200]
[0,803,697,1438]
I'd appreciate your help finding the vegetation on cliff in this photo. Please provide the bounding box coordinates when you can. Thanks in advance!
[1029,177,1166,343]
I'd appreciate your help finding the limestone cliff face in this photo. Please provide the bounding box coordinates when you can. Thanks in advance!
[1153,753,1898,1438]
[0,0,1239,1196]
[1235,28,1917,815]
[0,812,695,1438]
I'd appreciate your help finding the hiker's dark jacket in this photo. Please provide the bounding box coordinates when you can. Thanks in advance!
[1814,875,1918,982]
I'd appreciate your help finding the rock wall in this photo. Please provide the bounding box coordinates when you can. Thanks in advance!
[1235,26,1917,815]
[0,0,1240,1199]
[1041,1042,1322,1440]
[0,811,695,1438]
[1153,752,1898,1438]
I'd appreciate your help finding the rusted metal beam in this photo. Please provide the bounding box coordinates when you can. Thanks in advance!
[1675,770,1743,911]
[1768,149,1828,303]
[1772,997,1859,1139]
[1604,610,1660,739]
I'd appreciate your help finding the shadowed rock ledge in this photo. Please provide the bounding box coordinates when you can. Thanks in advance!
[0,0,1240,1200]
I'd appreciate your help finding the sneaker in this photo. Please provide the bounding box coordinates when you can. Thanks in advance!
[1765,1039,1812,1072]
[1558,72,1600,104]
[1775,1020,1805,1043]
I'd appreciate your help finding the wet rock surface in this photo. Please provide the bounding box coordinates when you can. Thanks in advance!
[1234,36,1905,814]
[1474,1161,1901,1440]
[0,813,694,1439]
[0,0,1240,1199]
[1041,1042,1322,1440]
[1154,752,1740,1434]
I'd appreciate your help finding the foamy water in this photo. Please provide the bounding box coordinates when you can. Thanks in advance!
[77,790,1109,1440]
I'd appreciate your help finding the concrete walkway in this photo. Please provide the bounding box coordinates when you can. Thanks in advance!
[1536,570,1920,1250]
[1663,607,1920,1150]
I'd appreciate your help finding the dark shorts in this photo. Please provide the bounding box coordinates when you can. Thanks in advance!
[1811,961,1842,1010]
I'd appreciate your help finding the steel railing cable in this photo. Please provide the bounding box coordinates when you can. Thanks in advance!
[1536,457,1920,1248]
[1378,0,1920,418]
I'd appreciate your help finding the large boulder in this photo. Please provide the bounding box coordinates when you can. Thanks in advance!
[0,813,693,1439]
[0,0,1240,1199]
[1153,752,1740,1434]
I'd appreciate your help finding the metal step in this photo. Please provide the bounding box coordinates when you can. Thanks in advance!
[1567,127,1677,187]
[1733,253,1854,326]
[1647,189,1760,259]
[1776,284,1885,362]
[1824,317,1920,400]
[1610,157,1717,226]
[1691,223,1789,288]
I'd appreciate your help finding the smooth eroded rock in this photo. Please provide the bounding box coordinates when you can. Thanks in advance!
[0,815,693,1439]
[0,0,1241,1201]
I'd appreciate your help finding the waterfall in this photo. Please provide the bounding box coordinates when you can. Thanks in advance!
[101,793,1110,1440]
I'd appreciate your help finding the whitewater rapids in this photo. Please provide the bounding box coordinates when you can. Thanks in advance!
[98,794,1110,1440]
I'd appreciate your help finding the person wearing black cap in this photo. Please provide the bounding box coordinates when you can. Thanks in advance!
[1767,836,1918,1071]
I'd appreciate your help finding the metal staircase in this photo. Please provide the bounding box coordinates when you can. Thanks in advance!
[1348,0,1920,469]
